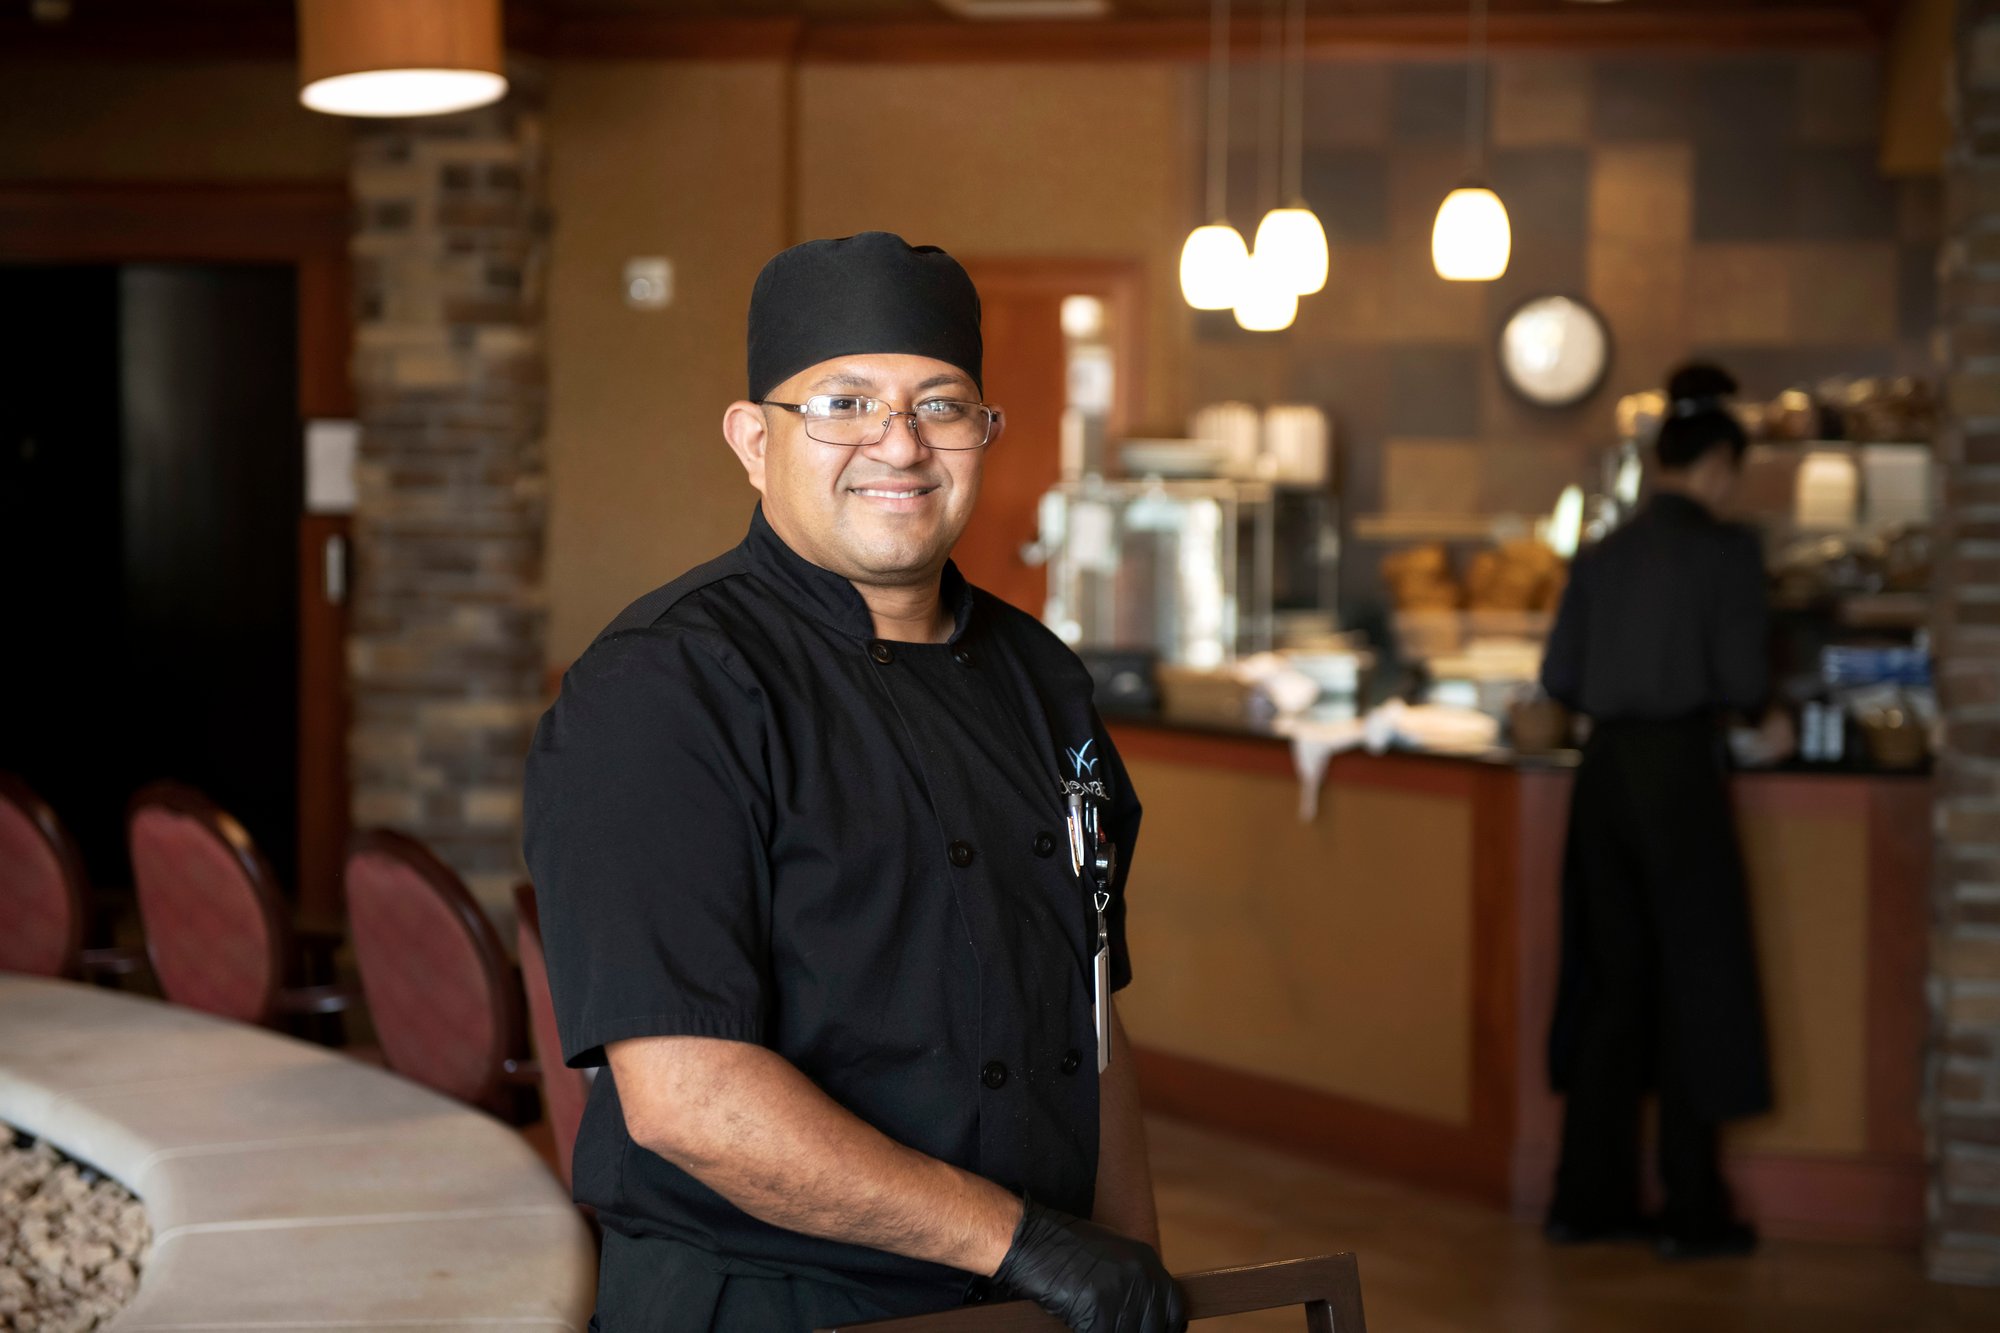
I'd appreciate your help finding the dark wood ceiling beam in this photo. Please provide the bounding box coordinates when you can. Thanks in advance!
[0,9,1881,66]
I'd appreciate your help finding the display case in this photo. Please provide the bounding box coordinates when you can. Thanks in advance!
[1033,477,1339,668]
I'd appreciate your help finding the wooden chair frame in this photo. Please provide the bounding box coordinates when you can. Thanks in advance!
[346,828,536,1109]
[129,781,356,1025]
[820,1255,1367,1333]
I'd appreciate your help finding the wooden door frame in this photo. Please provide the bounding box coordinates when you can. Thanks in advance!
[957,256,1147,440]
[0,181,354,921]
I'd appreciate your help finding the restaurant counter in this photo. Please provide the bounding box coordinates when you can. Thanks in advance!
[1110,715,1928,1245]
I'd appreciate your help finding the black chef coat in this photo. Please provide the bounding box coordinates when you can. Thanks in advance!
[1538,490,1772,1123]
[523,504,1139,1312]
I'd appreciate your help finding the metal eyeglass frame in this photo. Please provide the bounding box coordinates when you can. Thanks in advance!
[759,396,1004,451]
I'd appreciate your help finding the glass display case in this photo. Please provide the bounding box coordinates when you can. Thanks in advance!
[1033,477,1336,668]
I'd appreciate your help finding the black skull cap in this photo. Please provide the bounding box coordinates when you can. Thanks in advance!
[746,231,983,401]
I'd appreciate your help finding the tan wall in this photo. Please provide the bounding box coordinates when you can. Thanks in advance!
[542,60,790,658]
[541,58,1190,661]
[0,59,349,181]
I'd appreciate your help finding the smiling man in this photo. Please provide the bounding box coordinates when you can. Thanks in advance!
[526,234,1182,1333]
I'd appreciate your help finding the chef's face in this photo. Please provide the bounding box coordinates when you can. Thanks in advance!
[724,354,992,589]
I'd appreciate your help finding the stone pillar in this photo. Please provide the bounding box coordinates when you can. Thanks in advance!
[347,66,549,920]
[1934,1,2000,1285]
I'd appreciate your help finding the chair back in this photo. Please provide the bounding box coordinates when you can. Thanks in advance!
[128,783,288,1023]
[345,830,518,1107]
[818,1254,1366,1332]
[516,881,590,1189]
[0,774,88,978]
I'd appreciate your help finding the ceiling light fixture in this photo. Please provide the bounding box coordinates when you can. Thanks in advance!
[1431,0,1511,281]
[297,0,509,119]
[1180,0,1251,311]
[1250,0,1328,298]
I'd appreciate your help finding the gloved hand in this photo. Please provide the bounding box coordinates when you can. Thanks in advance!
[992,1196,1186,1333]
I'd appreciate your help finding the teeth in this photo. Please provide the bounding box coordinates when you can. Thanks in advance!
[854,488,931,499]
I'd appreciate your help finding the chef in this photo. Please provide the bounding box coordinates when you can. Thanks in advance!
[525,232,1183,1332]
[1539,362,1787,1261]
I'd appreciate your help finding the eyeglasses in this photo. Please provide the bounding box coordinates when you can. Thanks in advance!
[761,395,1002,452]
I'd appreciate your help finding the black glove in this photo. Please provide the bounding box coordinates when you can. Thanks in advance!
[991,1196,1186,1333]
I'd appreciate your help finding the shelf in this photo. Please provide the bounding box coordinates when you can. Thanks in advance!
[1350,513,1539,543]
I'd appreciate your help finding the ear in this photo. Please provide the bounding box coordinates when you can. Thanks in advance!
[987,408,1006,448]
[723,400,771,493]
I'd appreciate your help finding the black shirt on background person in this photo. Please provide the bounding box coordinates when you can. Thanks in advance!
[525,234,1184,1333]
[1540,490,1769,723]
[1536,363,1780,1263]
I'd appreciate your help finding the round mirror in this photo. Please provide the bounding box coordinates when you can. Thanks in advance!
[1497,295,1611,409]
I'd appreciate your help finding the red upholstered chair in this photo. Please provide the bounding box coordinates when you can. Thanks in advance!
[127,782,358,1027]
[344,830,536,1117]
[516,881,592,1189]
[0,773,144,982]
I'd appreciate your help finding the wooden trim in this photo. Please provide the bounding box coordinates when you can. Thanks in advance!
[1110,720,1293,779]
[824,1255,1366,1332]
[0,9,1881,64]
[1507,769,1572,1205]
[547,13,1880,63]
[0,183,348,264]
[1506,1138,1926,1245]
[0,181,355,916]
[1865,779,1932,1159]
[958,256,1147,439]
[1133,1044,1510,1206]
[551,16,807,61]
[298,515,352,924]
[1467,767,1520,1162]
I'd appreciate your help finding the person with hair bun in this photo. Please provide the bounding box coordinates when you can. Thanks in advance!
[1537,362,1791,1261]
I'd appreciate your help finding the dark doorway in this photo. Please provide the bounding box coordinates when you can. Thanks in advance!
[0,263,301,889]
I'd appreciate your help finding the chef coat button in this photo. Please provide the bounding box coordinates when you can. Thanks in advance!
[1061,1049,1083,1076]
[981,1060,1009,1090]
[948,840,975,868]
[952,646,973,666]
[868,640,894,665]
[1032,831,1056,858]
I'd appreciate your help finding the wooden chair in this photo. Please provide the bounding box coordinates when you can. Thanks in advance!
[818,1255,1367,1333]
[127,781,357,1028]
[343,830,537,1118]
[515,880,592,1189]
[0,773,143,982]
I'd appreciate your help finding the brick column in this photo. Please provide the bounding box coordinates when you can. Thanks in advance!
[347,67,549,920]
[1933,1,2000,1285]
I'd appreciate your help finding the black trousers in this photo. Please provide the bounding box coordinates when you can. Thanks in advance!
[591,1229,957,1333]
[1548,862,1731,1229]
[1549,719,1760,1230]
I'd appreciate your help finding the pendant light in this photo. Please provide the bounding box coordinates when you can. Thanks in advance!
[1180,0,1250,310]
[1431,0,1510,281]
[298,0,508,119]
[1235,0,1296,331]
[1250,0,1328,297]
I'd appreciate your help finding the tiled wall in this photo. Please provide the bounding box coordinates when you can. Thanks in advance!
[1182,50,1938,612]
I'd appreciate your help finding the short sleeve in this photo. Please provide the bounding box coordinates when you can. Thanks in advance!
[1093,708,1142,993]
[523,626,772,1068]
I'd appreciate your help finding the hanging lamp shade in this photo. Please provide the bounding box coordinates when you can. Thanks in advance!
[1253,205,1329,296]
[1180,223,1251,311]
[1233,248,1298,332]
[1431,186,1511,282]
[298,0,508,119]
